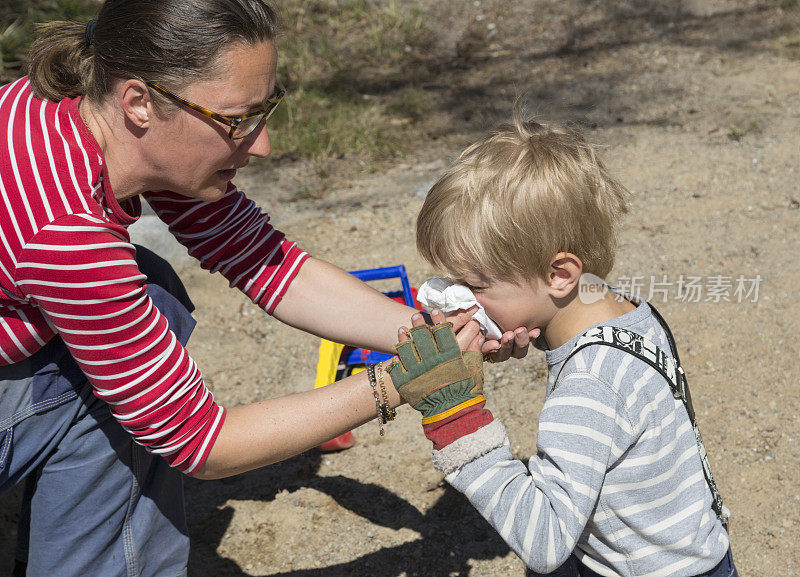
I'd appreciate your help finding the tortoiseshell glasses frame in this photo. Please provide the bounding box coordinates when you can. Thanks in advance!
[145,81,286,140]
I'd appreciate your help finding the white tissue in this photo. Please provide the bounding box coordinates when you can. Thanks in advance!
[416,278,503,340]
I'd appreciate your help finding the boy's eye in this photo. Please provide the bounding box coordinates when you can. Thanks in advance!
[451,277,487,292]
[463,282,486,292]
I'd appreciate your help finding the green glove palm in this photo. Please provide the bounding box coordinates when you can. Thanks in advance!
[387,322,484,424]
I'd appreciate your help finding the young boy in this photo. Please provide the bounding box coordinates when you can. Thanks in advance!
[409,117,737,576]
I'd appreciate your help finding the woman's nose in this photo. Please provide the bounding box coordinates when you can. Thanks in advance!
[242,121,271,158]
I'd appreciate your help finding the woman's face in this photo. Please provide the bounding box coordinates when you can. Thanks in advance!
[143,40,278,202]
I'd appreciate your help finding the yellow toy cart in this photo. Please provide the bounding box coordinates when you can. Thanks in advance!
[314,265,423,451]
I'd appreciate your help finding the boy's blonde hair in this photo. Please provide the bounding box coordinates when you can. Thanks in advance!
[416,115,629,282]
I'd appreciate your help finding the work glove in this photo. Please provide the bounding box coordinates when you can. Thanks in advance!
[388,322,502,474]
[387,322,485,424]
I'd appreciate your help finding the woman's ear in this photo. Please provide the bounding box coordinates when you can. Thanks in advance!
[546,252,583,298]
[119,79,151,129]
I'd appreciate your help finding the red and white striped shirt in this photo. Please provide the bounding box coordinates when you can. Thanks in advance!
[0,77,309,474]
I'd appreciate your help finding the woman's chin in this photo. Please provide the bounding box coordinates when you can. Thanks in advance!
[204,188,228,202]
[176,183,228,203]
[199,176,232,201]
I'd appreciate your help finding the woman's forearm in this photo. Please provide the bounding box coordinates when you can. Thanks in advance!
[271,257,417,354]
[194,362,400,479]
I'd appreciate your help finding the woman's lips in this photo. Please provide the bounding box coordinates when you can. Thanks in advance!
[217,168,237,181]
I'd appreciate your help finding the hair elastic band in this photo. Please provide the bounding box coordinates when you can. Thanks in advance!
[85,19,98,46]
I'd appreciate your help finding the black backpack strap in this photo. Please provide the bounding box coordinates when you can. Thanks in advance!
[554,325,683,399]
[554,322,728,528]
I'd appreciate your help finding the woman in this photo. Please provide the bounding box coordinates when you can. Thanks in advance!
[0,1,538,575]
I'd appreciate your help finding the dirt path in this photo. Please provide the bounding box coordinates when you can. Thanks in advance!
[1,1,798,575]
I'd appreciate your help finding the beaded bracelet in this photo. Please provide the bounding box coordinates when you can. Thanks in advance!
[366,364,386,436]
[376,363,397,423]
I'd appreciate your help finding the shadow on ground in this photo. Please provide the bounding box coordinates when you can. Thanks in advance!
[315,0,792,133]
[185,450,510,577]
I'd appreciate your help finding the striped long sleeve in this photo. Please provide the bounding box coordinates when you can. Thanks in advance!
[446,372,630,573]
[144,187,307,314]
[441,302,729,577]
[15,216,223,473]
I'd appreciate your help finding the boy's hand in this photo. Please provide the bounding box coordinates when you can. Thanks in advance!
[387,321,484,423]
[481,327,542,361]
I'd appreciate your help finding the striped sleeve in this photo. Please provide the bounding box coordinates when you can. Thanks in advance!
[15,213,224,475]
[144,186,308,313]
[445,372,633,573]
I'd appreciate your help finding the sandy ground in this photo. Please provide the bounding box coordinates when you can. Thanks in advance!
[1,1,799,575]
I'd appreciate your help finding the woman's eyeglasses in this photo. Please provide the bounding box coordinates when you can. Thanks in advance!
[145,81,285,140]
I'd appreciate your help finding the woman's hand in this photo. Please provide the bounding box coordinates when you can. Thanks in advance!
[405,308,484,352]
[418,306,542,362]
[388,319,484,423]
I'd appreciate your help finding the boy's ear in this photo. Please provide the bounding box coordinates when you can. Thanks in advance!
[546,252,583,298]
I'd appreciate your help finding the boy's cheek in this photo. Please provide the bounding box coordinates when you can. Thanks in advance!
[483,307,508,332]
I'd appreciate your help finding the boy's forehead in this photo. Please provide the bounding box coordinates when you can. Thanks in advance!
[450,266,538,287]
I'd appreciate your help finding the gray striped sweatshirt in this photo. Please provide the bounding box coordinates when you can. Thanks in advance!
[437,299,729,576]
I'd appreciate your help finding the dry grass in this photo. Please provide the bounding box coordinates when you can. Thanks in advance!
[1,0,436,176]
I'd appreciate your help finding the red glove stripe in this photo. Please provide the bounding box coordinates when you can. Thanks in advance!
[422,402,494,450]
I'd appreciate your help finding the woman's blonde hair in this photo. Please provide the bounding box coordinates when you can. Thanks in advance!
[416,115,629,282]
